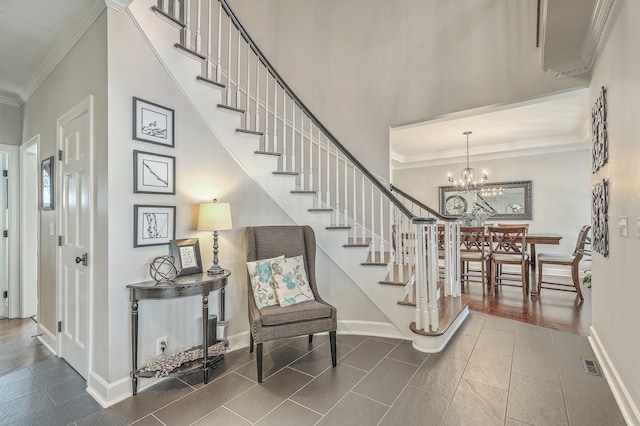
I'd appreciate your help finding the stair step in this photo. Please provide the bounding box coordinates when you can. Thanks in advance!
[196,75,225,88]
[410,294,471,336]
[255,151,281,157]
[217,104,245,114]
[236,128,264,136]
[174,43,206,60]
[308,208,333,212]
[361,252,391,266]
[398,299,416,307]
[379,264,414,285]
[272,171,298,176]
[325,226,351,230]
[151,6,186,28]
[343,238,371,247]
[290,190,316,194]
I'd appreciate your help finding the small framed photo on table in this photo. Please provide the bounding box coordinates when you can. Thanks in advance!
[133,150,175,194]
[170,238,203,276]
[133,97,175,147]
[133,205,176,247]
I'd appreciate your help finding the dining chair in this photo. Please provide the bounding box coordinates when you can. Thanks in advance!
[245,225,337,383]
[460,226,489,287]
[537,225,591,301]
[487,225,530,297]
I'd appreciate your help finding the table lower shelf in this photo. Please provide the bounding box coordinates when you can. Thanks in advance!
[134,341,228,379]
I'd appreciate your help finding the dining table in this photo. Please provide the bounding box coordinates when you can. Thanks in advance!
[525,233,562,294]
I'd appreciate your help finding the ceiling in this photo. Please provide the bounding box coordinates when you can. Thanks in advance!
[390,87,590,169]
[0,0,103,104]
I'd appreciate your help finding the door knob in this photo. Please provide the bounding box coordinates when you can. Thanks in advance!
[75,253,88,266]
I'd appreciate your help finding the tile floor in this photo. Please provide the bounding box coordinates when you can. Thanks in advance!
[0,312,627,425]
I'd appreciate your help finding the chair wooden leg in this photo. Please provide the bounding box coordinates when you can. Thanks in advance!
[538,261,544,295]
[329,331,337,368]
[572,264,584,301]
[256,342,263,383]
[490,261,496,294]
[522,262,528,298]
[309,334,313,344]
[249,333,254,353]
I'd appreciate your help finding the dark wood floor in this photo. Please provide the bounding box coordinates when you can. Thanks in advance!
[0,317,53,377]
[462,274,592,336]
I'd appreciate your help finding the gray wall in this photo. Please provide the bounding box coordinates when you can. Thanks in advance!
[393,149,591,256]
[21,10,108,345]
[0,103,22,146]
[589,0,640,417]
[227,0,586,178]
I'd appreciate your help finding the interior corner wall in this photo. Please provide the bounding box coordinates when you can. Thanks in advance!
[0,104,22,146]
[589,0,640,419]
[104,8,388,387]
[20,10,108,351]
[392,149,591,256]
[226,0,585,179]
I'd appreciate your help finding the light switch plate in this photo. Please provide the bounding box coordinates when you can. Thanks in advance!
[618,216,628,238]
[49,221,55,236]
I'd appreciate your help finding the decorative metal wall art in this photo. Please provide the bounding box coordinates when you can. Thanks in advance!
[592,179,609,257]
[591,86,608,174]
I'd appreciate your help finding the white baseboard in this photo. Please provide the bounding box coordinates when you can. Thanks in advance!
[86,371,131,408]
[589,326,640,425]
[37,324,57,355]
[337,320,405,340]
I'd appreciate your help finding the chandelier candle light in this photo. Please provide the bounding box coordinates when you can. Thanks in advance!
[447,131,488,192]
[197,199,232,275]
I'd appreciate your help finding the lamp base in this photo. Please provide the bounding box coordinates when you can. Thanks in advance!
[207,265,225,275]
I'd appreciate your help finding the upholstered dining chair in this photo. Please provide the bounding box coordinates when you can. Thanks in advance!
[460,226,489,287]
[487,225,530,297]
[537,225,591,301]
[245,225,337,383]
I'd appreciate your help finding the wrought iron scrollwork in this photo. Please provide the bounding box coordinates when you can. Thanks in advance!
[592,179,609,257]
[592,86,608,174]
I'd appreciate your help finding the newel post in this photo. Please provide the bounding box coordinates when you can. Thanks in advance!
[443,220,462,297]
[412,217,439,333]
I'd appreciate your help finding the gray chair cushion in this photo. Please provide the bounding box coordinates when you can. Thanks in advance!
[538,253,574,263]
[493,253,529,263]
[260,300,332,326]
[461,251,487,261]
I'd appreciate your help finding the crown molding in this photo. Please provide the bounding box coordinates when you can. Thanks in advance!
[542,0,617,79]
[18,0,106,104]
[105,0,134,11]
[0,95,19,107]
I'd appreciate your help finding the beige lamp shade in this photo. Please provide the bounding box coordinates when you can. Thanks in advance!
[197,201,232,231]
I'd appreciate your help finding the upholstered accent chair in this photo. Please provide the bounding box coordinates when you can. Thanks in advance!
[537,225,591,301]
[245,225,337,383]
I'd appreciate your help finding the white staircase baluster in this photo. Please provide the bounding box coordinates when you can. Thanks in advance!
[325,137,330,211]
[273,79,278,161]
[205,0,212,78]
[291,103,296,176]
[183,0,191,48]
[226,19,231,103]
[334,147,339,225]
[361,174,365,248]
[263,71,269,152]
[379,191,384,259]
[194,0,202,52]
[299,112,304,190]
[236,31,241,109]
[316,130,321,208]
[414,220,426,331]
[255,57,260,132]
[352,165,357,240]
[216,2,222,82]
[282,92,288,172]
[344,158,348,228]
[174,0,181,27]
[370,182,375,260]
[245,42,250,128]
[426,221,439,331]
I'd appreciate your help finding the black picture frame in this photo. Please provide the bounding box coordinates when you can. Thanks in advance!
[133,205,176,247]
[41,156,54,211]
[133,150,176,194]
[170,238,203,276]
[132,97,175,147]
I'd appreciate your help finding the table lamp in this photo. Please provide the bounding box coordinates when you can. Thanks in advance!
[197,199,232,274]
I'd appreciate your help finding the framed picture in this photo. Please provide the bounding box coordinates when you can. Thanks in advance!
[133,205,176,247]
[170,238,203,276]
[133,150,176,194]
[41,156,54,211]
[132,97,175,147]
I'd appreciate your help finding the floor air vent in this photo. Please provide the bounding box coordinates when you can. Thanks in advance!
[581,358,601,376]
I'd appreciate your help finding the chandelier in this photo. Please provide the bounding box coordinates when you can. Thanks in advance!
[447,131,488,192]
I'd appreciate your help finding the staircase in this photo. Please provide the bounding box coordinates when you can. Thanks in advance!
[128,0,468,351]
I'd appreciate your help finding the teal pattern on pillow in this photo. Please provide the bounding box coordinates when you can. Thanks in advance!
[246,255,284,309]
[271,255,315,307]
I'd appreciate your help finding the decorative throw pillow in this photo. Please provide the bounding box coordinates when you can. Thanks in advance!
[271,255,315,307]
[246,255,284,309]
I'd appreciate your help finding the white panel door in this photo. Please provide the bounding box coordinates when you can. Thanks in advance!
[58,106,90,379]
[0,153,7,318]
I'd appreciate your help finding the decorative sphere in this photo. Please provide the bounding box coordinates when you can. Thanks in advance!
[149,255,180,282]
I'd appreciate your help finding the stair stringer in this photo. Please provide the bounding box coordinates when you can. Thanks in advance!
[127,0,467,352]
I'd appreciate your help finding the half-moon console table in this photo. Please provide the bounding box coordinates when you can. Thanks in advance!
[127,270,230,395]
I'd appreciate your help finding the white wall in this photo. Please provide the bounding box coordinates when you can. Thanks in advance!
[0,103,21,146]
[589,0,640,421]
[20,10,108,348]
[227,0,586,178]
[103,8,388,390]
[392,149,591,256]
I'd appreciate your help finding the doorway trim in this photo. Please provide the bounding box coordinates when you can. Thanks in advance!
[55,95,95,377]
[0,144,20,319]
[20,135,39,319]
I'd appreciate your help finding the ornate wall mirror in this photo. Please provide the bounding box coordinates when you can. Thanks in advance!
[438,180,533,220]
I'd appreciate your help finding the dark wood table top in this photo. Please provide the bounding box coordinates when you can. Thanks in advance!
[525,233,562,245]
